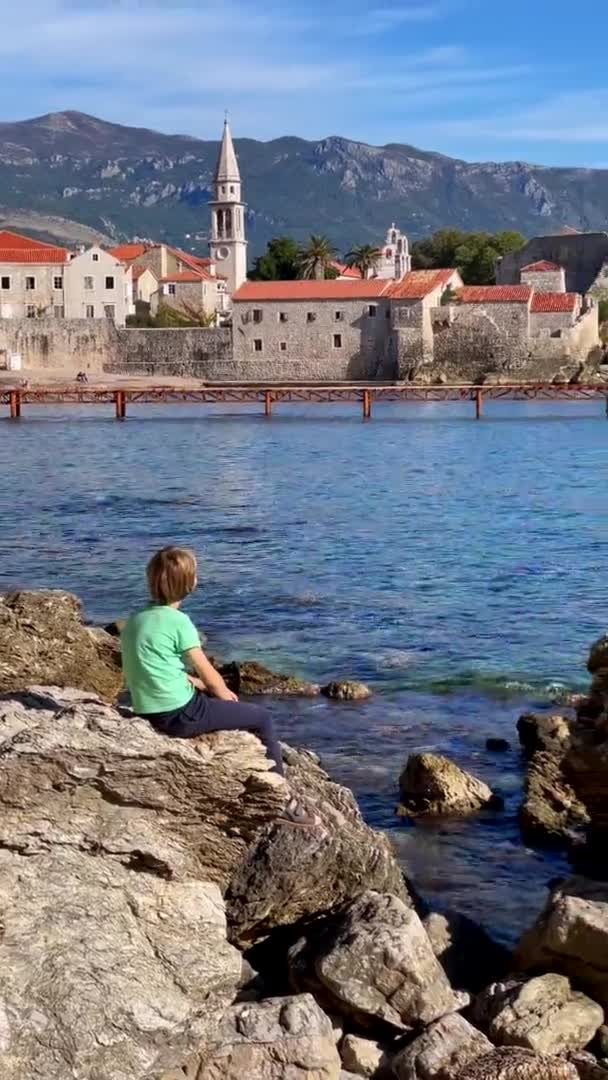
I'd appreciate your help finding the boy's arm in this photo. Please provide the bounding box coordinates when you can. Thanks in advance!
[184,647,238,701]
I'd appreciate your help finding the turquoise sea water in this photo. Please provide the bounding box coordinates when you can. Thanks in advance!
[1,398,606,941]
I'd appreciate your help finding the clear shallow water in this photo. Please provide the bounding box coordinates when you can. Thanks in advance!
[1,399,607,942]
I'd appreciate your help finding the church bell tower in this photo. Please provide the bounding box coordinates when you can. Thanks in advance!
[209,119,248,295]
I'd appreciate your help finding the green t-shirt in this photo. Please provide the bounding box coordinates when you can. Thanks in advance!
[121,605,200,715]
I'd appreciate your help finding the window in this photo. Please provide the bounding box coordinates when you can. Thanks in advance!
[278,312,288,323]
[105,275,115,290]
[92,253,99,262]
[385,308,391,318]
[167,283,176,296]
[26,304,36,318]
[307,312,316,323]
[86,304,95,318]
[25,276,35,291]
[386,249,392,258]
[333,333,342,349]
[53,276,63,290]
[335,310,344,321]
[1,276,10,290]
[368,305,377,318]
[84,276,94,290]
[230,185,235,194]
[254,339,263,352]
[252,308,263,324]
[104,304,116,320]
[53,305,64,318]
[280,341,287,352]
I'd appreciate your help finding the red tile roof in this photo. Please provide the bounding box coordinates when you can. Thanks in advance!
[390,269,458,299]
[458,285,532,304]
[160,271,206,284]
[0,229,61,250]
[0,246,68,264]
[531,292,579,313]
[234,279,397,302]
[109,243,148,262]
[331,261,363,279]
[521,261,563,272]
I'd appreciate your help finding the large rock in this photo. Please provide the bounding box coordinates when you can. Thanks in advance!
[219,659,319,698]
[0,847,244,1080]
[517,713,572,758]
[228,747,409,945]
[391,1013,493,1079]
[567,1052,608,1079]
[517,878,608,1010]
[519,750,590,848]
[339,1034,384,1077]
[0,590,122,700]
[288,891,464,1033]
[398,753,500,817]
[455,1048,579,1079]
[423,910,510,993]
[471,974,603,1055]
[191,995,341,1079]
[321,681,371,701]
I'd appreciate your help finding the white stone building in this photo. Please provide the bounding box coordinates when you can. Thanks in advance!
[520,261,566,294]
[63,245,133,325]
[208,120,248,296]
[375,225,411,280]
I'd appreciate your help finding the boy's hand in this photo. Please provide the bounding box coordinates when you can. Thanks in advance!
[187,675,206,691]
[217,687,239,702]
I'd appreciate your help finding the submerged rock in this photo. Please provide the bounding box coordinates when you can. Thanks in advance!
[0,589,122,701]
[288,890,465,1033]
[398,752,502,817]
[487,738,511,752]
[471,974,603,1056]
[191,994,341,1080]
[321,680,371,701]
[391,1013,493,1080]
[456,1047,579,1079]
[220,659,319,697]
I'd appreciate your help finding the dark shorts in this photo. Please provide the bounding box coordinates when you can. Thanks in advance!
[143,690,213,737]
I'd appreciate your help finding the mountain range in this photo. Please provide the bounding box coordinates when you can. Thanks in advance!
[1,110,608,259]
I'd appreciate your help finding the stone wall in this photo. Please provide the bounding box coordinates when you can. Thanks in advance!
[498,233,608,295]
[521,269,565,293]
[528,306,600,365]
[111,327,232,376]
[0,317,119,371]
[433,302,531,380]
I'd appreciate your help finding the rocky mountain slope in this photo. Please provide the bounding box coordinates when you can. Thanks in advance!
[1,110,608,259]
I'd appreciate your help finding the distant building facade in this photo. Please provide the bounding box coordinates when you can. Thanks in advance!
[497,230,608,296]
[63,245,132,324]
[375,224,411,280]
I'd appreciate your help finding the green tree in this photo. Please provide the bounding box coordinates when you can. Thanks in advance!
[298,234,337,281]
[411,228,468,271]
[249,236,300,281]
[411,227,526,284]
[345,243,383,279]
[153,303,216,328]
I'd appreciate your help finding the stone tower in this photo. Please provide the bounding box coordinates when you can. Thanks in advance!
[375,224,411,280]
[209,119,248,295]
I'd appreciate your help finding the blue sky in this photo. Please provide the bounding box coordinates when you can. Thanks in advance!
[1,0,605,167]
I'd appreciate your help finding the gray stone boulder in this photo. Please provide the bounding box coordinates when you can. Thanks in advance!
[455,1048,579,1079]
[391,1013,493,1079]
[339,1034,385,1076]
[321,681,372,701]
[0,589,122,700]
[398,753,501,817]
[471,974,603,1056]
[189,995,341,1079]
[516,878,608,1010]
[0,847,244,1080]
[288,891,465,1033]
[519,750,590,848]
[517,713,572,758]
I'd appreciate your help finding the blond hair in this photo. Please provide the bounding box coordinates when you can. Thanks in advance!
[146,547,197,605]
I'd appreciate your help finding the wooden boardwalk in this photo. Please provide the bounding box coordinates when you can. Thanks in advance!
[2,382,608,420]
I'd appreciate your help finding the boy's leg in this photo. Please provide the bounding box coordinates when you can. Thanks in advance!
[199,698,285,776]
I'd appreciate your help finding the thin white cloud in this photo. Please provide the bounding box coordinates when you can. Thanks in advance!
[433,90,608,144]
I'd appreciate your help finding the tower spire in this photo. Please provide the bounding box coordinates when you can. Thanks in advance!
[215,118,241,184]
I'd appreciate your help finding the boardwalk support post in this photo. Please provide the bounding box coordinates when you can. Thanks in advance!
[115,390,126,420]
[475,388,482,419]
[363,388,372,420]
[264,390,272,418]
[9,390,21,420]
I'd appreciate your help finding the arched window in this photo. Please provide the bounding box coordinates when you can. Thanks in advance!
[392,231,397,243]
[225,208,233,236]
[217,209,225,238]
[386,249,392,258]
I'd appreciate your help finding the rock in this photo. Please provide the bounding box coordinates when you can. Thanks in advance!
[487,738,511,752]
[288,891,465,1033]
[398,753,502,817]
[192,995,341,1079]
[391,1013,493,1079]
[517,713,572,758]
[597,1026,608,1057]
[471,974,603,1055]
[0,847,244,1080]
[228,747,409,946]
[0,590,122,701]
[567,1051,608,1079]
[519,750,590,848]
[517,878,608,1010]
[340,1034,384,1076]
[423,910,511,993]
[456,1047,579,1079]
[220,659,319,697]
[321,681,372,702]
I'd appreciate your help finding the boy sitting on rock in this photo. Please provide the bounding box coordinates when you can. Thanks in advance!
[121,546,320,829]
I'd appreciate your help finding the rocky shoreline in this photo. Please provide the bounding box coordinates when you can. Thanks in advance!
[1,589,608,1079]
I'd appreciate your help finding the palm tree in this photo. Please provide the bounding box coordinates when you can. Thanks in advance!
[345,243,383,279]
[297,235,337,281]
